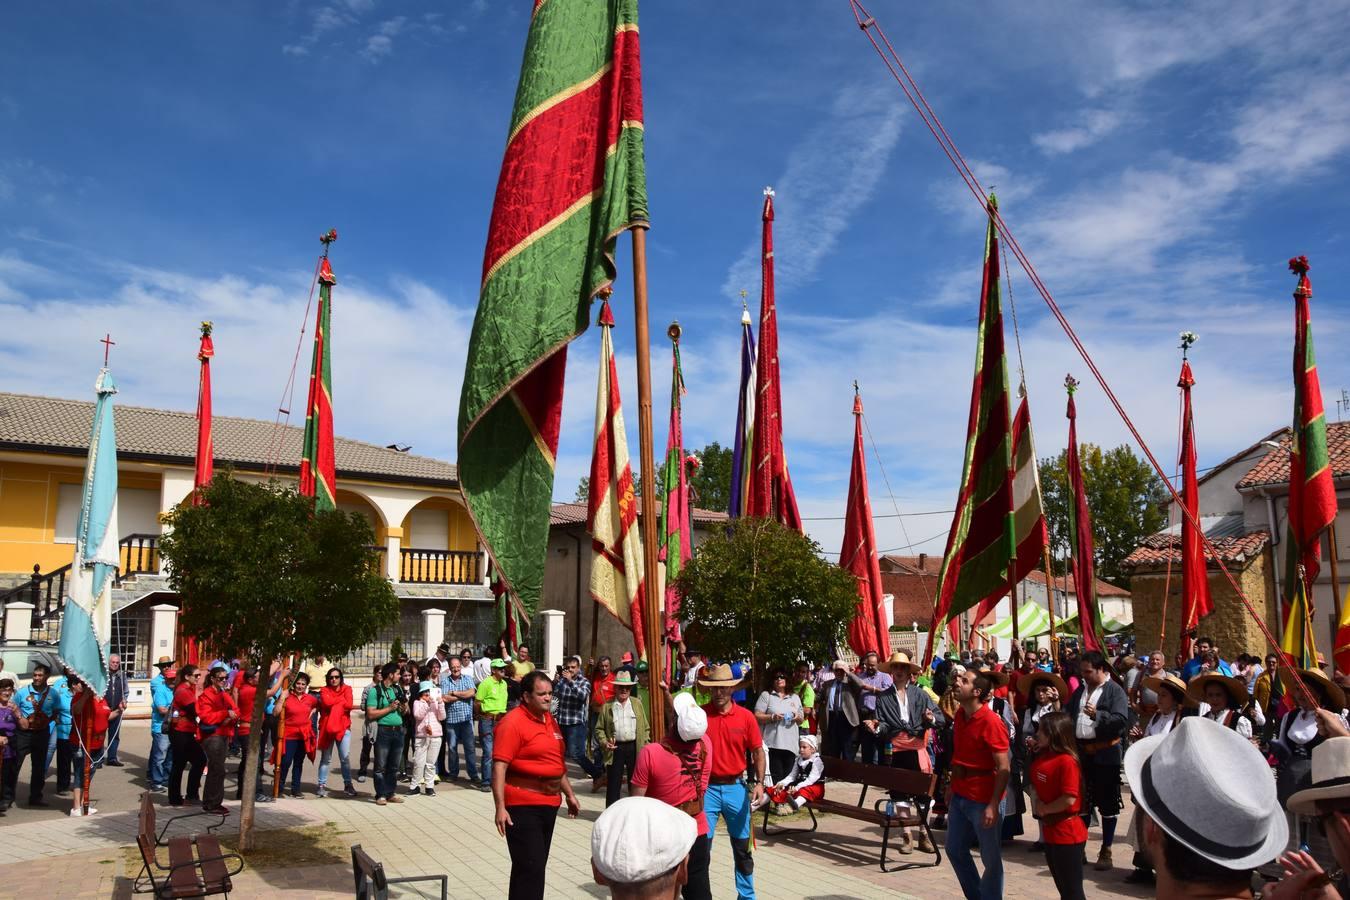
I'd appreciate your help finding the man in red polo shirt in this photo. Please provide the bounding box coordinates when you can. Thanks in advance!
[945,668,1010,900]
[700,663,764,900]
[492,671,580,900]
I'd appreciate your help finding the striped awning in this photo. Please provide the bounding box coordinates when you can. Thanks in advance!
[985,603,1053,639]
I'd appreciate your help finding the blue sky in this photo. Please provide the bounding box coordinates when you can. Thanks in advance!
[2,1,1349,559]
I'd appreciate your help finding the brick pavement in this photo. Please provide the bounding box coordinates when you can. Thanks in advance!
[0,721,1161,898]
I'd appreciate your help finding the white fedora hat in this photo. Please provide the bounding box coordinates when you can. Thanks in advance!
[1124,716,1287,870]
[1287,736,1350,815]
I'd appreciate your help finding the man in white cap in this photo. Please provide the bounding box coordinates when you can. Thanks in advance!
[592,796,699,899]
[632,693,712,899]
[1125,716,1288,899]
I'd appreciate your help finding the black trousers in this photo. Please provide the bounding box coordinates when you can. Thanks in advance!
[505,804,558,900]
[54,738,73,792]
[767,748,796,786]
[0,754,17,809]
[235,738,262,800]
[201,734,228,810]
[1044,841,1087,900]
[682,831,712,900]
[823,713,856,761]
[859,721,887,764]
[168,730,206,805]
[358,729,373,776]
[606,741,637,807]
[14,728,49,803]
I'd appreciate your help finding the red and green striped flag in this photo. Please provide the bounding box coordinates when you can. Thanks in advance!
[1065,376,1105,652]
[458,0,648,635]
[299,249,337,512]
[1283,256,1336,620]
[658,331,691,656]
[926,197,1016,659]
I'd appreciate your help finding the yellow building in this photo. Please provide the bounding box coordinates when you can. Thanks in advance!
[0,391,493,680]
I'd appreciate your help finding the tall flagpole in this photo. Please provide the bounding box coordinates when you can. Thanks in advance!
[1044,546,1059,660]
[631,226,666,741]
[1329,524,1343,672]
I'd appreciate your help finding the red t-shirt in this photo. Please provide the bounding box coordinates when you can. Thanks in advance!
[282,693,318,740]
[196,686,238,740]
[171,683,198,733]
[632,737,713,835]
[494,706,565,808]
[235,683,257,735]
[591,673,616,706]
[951,704,1009,804]
[702,702,762,779]
[1028,752,1087,844]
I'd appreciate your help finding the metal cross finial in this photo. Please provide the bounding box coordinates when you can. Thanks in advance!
[853,379,860,395]
[1178,330,1198,359]
[100,333,116,366]
[763,186,775,198]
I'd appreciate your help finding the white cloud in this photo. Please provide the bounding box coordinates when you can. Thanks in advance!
[1032,108,1124,155]
[722,82,904,297]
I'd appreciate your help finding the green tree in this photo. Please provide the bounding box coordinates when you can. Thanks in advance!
[676,517,859,692]
[158,473,399,850]
[573,476,590,503]
[687,441,733,512]
[1040,443,1168,586]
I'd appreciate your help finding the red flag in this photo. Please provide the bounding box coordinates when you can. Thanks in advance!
[746,189,802,530]
[841,391,890,658]
[299,251,338,512]
[1284,256,1337,621]
[1065,377,1104,652]
[193,322,214,505]
[1178,358,1212,659]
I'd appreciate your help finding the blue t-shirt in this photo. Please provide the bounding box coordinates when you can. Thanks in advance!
[48,677,73,738]
[1181,657,1233,682]
[731,661,747,703]
[15,683,59,734]
[150,674,175,733]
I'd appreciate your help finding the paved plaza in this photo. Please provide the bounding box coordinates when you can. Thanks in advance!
[0,722,1156,898]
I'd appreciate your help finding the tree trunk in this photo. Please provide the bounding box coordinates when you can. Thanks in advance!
[238,650,274,852]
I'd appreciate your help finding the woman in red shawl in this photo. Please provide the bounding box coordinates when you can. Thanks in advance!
[316,667,357,798]
[68,675,110,817]
[276,672,319,799]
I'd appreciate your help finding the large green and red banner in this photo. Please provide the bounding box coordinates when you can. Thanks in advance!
[458,0,648,635]
[299,258,337,512]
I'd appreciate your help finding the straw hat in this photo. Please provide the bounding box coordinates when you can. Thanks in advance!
[973,665,1009,687]
[1298,667,1347,711]
[1017,669,1068,699]
[696,663,743,688]
[884,651,922,677]
[1143,673,1196,708]
[612,671,637,688]
[1186,672,1249,709]
[153,656,175,668]
[1124,717,1286,869]
[1287,737,1350,814]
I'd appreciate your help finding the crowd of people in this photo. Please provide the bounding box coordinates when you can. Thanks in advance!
[2,635,1348,900]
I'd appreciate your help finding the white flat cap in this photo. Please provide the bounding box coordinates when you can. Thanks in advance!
[592,797,698,885]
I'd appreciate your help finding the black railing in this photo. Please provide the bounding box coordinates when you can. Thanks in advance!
[0,563,71,629]
[399,548,481,585]
[117,533,160,581]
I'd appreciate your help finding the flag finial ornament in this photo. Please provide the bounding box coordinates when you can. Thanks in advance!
[320,228,338,249]
[739,290,751,325]
[1064,373,1079,395]
[597,298,615,328]
[100,333,116,367]
[200,321,213,337]
[667,321,682,343]
[1289,255,1310,277]
[763,186,775,197]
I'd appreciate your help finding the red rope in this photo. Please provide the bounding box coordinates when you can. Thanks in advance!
[847,0,1316,708]
[1158,384,1184,649]
[264,256,324,474]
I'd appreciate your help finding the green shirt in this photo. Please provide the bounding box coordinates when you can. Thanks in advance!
[367,683,403,727]
[793,681,816,710]
[476,676,508,714]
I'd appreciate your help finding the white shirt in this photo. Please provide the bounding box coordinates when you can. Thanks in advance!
[612,699,637,742]
[473,656,493,684]
[1200,705,1253,738]
[1285,709,1319,745]
[1145,710,1180,738]
[1075,684,1105,740]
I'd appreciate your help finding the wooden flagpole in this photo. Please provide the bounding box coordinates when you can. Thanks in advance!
[81,692,94,815]
[631,226,666,742]
[1043,545,1059,661]
[1329,523,1343,673]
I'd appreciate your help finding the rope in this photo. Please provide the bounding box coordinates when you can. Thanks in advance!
[861,410,935,605]
[264,256,324,475]
[1158,384,1184,649]
[847,0,1317,709]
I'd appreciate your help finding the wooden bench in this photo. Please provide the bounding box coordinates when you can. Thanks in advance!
[352,844,448,900]
[761,757,941,873]
[134,792,243,898]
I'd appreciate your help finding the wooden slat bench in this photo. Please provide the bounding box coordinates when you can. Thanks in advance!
[134,792,243,898]
[761,757,941,873]
[352,844,448,900]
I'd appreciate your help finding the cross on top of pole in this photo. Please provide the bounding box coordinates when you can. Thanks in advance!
[100,333,116,366]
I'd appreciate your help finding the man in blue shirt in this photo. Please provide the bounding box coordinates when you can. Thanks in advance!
[44,669,75,795]
[14,663,58,807]
[1180,636,1233,682]
[148,657,176,792]
[438,657,479,784]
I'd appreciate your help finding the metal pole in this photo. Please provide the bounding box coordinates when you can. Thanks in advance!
[631,226,666,742]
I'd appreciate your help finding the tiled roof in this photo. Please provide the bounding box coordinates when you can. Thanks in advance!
[549,501,730,528]
[1123,529,1271,569]
[880,571,938,626]
[1023,569,1131,598]
[880,554,942,576]
[1236,421,1350,490]
[0,392,456,486]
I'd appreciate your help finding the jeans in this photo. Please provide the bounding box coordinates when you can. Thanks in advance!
[443,719,479,782]
[412,734,441,789]
[317,730,352,788]
[279,738,306,794]
[504,804,558,900]
[704,780,755,900]
[560,722,601,777]
[201,734,228,809]
[106,726,122,764]
[945,792,1004,900]
[478,718,496,785]
[168,730,205,806]
[373,726,403,800]
[148,731,171,787]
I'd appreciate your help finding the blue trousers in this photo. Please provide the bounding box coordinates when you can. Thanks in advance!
[279,738,307,794]
[443,719,479,782]
[478,718,495,786]
[561,722,602,777]
[704,780,755,900]
[946,792,1004,900]
[148,731,171,787]
[317,730,352,788]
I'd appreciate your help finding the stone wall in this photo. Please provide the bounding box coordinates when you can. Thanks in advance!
[1128,547,1279,662]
